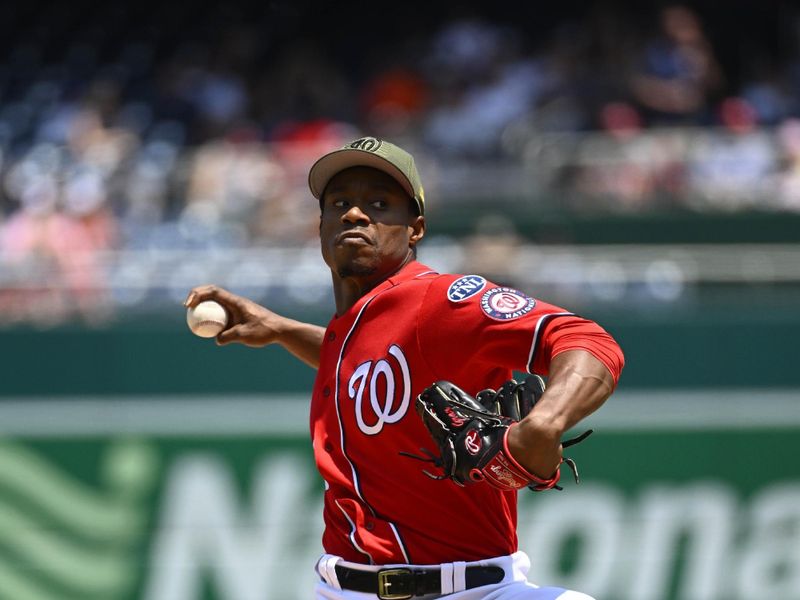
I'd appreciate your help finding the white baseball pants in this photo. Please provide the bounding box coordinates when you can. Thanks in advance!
[314,551,595,599]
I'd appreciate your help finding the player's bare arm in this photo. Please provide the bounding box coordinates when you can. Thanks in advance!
[506,350,615,479]
[184,285,324,369]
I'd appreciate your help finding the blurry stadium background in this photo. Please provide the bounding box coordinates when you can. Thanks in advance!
[1,1,799,599]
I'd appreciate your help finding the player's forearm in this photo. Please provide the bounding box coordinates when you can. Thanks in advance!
[507,349,615,477]
[527,349,615,434]
[274,318,325,369]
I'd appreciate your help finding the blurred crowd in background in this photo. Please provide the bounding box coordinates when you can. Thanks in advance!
[1,0,800,324]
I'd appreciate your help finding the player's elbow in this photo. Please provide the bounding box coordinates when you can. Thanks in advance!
[552,329,624,387]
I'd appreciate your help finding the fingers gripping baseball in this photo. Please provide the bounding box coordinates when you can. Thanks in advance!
[216,323,247,346]
[184,285,283,347]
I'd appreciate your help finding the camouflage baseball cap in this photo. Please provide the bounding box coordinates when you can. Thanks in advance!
[308,137,425,215]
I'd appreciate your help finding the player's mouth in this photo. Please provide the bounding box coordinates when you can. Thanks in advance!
[336,230,373,245]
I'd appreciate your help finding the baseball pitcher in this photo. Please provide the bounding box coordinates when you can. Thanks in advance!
[186,137,624,599]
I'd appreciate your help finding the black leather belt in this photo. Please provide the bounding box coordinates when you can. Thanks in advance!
[334,564,505,599]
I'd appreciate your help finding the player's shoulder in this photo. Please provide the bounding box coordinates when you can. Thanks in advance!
[396,268,487,292]
[419,272,500,311]
[390,268,490,302]
[425,272,554,322]
[400,264,541,313]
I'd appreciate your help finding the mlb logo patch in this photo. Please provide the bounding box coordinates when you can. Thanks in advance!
[447,276,487,302]
[480,287,536,320]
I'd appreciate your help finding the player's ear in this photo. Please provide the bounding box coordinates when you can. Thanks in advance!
[409,216,425,248]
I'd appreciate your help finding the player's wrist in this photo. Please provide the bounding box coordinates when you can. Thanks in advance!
[498,425,561,490]
[265,313,305,345]
[507,419,562,479]
[516,412,565,444]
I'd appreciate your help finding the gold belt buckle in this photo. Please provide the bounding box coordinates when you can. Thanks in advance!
[377,568,413,600]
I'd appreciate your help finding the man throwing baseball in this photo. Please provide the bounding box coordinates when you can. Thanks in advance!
[185,137,624,599]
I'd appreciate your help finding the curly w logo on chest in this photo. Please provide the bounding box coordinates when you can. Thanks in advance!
[346,345,412,435]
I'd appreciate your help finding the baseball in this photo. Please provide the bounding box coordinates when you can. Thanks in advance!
[186,300,228,338]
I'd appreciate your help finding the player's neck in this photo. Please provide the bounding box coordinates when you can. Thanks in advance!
[331,274,383,315]
[330,255,415,315]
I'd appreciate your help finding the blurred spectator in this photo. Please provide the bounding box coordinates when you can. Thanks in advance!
[687,97,777,209]
[459,214,523,286]
[628,5,724,125]
[776,118,800,210]
[741,70,792,126]
[256,40,354,129]
[182,136,290,244]
[0,167,118,325]
[360,67,429,140]
[422,18,555,156]
[599,102,644,140]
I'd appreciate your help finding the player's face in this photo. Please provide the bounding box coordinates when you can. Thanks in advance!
[320,167,425,284]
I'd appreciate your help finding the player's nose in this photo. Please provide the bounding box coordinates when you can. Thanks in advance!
[341,204,370,224]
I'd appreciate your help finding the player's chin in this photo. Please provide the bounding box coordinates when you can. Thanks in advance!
[337,263,378,279]
[335,254,379,279]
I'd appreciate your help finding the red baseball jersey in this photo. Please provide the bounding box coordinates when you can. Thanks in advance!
[309,261,623,566]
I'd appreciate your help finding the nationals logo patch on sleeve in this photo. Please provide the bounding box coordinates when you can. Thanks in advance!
[480,287,536,320]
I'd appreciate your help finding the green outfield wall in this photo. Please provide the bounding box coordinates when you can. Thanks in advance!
[0,393,797,600]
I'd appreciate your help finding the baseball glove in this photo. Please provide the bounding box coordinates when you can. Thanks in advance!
[401,378,592,492]
[476,374,546,421]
